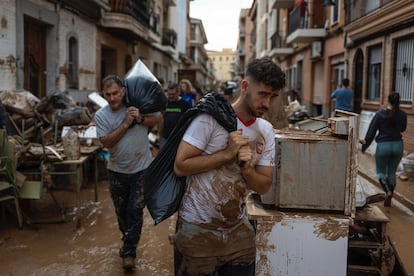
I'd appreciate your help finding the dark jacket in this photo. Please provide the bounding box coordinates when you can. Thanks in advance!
[362,108,407,152]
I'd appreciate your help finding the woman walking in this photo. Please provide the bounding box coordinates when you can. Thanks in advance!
[361,92,407,207]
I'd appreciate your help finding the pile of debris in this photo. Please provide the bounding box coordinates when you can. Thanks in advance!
[0,90,97,163]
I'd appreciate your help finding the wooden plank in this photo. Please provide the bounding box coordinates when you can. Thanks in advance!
[348,264,381,274]
[355,205,390,223]
[348,240,383,249]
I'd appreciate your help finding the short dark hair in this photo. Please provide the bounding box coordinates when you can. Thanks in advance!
[245,57,285,90]
[342,78,350,87]
[102,75,123,89]
[168,82,179,90]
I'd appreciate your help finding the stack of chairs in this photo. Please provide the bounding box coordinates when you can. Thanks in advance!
[0,129,43,228]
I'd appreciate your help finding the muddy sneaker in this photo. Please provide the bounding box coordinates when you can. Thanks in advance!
[122,257,135,270]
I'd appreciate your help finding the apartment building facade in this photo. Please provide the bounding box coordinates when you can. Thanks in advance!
[0,0,210,103]
[178,17,211,90]
[207,48,236,84]
[235,8,254,80]
[242,0,414,152]
[344,0,414,152]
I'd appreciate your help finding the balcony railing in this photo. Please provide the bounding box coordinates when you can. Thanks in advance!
[288,5,307,35]
[286,3,326,44]
[270,32,294,57]
[271,33,287,48]
[110,0,150,27]
[345,0,393,24]
[162,28,177,48]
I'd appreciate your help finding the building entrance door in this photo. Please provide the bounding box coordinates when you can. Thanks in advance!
[24,16,46,98]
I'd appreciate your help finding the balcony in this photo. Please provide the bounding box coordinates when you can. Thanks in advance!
[55,0,110,20]
[162,28,177,48]
[344,0,414,42]
[269,32,294,58]
[272,0,295,10]
[99,0,151,41]
[286,5,326,44]
[345,0,393,24]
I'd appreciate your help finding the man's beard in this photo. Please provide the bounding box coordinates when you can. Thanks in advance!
[246,92,267,117]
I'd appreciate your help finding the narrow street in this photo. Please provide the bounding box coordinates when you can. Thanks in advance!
[0,177,176,275]
[1,153,414,275]
[358,152,414,275]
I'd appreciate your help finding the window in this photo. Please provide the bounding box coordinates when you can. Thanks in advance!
[393,36,414,104]
[366,44,382,101]
[285,66,297,91]
[333,63,345,89]
[190,47,195,61]
[331,0,340,24]
[68,36,78,89]
[191,24,196,40]
[365,0,380,14]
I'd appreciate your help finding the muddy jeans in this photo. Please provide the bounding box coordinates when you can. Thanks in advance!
[172,217,255,276]
[108,170,145,258]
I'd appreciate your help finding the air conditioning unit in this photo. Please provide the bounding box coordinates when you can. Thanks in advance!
[312,41,322,58]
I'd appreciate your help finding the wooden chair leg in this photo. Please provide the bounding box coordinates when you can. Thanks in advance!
[14,197,23,229]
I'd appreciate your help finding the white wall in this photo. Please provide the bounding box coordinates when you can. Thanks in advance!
[58,9,97,91]
[175,0,187,54]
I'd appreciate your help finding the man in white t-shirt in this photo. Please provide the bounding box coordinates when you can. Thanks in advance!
[173,57,286,275]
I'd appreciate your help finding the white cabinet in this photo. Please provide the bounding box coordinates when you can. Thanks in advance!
[248,195,350,276]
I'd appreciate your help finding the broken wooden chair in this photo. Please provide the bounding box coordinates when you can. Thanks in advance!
[0,129,23,228]
[0,129,44,228]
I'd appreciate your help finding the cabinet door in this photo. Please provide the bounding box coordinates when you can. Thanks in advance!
[255,216,349,276]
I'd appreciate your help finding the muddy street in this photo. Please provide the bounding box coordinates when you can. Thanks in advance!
[2,168,414,275]
[0,179,176,275]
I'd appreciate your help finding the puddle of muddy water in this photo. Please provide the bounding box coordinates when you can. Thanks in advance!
[0,180,176,275]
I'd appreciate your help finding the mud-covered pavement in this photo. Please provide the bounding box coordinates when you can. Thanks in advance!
[0,179,176,275]
[2,154,414,275]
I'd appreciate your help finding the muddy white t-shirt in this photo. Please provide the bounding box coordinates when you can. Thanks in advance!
[179,114,275,228]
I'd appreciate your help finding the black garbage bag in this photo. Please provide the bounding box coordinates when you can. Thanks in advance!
[144,93,236,225]
[36,91,77,113]
[55,106,93,127]
[123,59,167,114]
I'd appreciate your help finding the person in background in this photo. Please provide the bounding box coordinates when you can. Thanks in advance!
[94,75,162,270]
[330,78,353,112]
[158,82,190,147]
[179,79,197,107]
[172,57,285,275]
[361,92,407,207]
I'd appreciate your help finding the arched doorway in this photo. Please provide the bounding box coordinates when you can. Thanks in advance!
[353,49,364,113]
